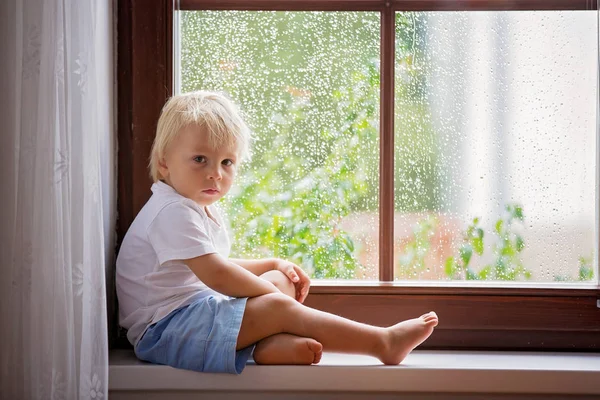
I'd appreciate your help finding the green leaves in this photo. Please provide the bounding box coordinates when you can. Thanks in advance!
[472,235,484,256]
[185,11,442,280]
[556,255,595,282]
[398,204,533,281]
[495,219,503,234]
[511,205,524,221]
[397,215,437,278]
[223,77,382,279]
[459,244,472,266]
[515,235,525,252]
[470,203,529,281]
[436,203,532,281]
[577,256,594,281]
[445,257,457,278]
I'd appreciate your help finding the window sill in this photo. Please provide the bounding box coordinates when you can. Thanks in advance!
[109,349,600,396]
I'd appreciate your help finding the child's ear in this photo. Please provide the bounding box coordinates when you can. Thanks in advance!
[157,157,169,179]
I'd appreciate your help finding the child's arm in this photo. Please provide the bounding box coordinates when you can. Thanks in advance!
[183,253,280,298]
[229,258,276,276]
[231,258,312,303]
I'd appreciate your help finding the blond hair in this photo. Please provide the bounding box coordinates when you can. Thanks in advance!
[149,91,252,181]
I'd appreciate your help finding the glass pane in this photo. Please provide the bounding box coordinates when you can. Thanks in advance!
[179,11,380,279]
[394,11,597,282]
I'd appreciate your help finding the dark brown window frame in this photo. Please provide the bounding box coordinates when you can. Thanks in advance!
[117,0,600,351]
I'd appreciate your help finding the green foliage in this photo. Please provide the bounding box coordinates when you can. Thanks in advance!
[222,69,379,278]
[399,203,532,281]
[394,13,442,213]
[398,215,437,278]
[578,256,595,281]
[181,11,381,174]
[183,12,595,283]
[446,203,531,280]
[400,204,595,282]
[181,11,442,278]
[444,216,485,280]
[554,255,595,282]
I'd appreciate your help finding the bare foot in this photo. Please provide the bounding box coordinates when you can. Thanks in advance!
[379,311,438,365]
[253,333,323,365]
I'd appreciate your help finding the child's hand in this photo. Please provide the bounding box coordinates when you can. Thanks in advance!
[273,259,311,303]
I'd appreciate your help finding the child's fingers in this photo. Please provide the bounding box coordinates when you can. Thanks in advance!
[295,266,311,283]
[294,281,305,302]
[296,285,304,302]
[298,283,308,302]
[290,271,300,282]
[300,288,308,303]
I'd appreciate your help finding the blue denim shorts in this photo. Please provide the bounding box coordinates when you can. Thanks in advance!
[134,295,254,374]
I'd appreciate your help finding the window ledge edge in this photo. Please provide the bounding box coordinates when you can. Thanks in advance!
[109,349,600,395]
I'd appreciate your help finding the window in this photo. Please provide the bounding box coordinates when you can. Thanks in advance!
[178,11,381,280]
[117,0,600,350]
[391,11,597,283]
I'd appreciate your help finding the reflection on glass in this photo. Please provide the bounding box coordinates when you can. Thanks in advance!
[393,11,597,282]
[179,11,380,279]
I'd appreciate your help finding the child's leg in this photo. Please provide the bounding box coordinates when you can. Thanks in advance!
[253,333,323,365]
[237,292,438,365]
[252,270,323,365]
[259,269,297,299]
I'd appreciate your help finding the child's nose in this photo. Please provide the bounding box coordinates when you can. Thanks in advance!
[208,166,222,180]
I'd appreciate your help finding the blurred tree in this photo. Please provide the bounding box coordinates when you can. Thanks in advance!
[181,11,444,278]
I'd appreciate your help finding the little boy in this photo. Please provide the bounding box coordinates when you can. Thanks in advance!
[116,91,438,374]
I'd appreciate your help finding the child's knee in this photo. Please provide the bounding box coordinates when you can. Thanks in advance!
[260,270,296,299]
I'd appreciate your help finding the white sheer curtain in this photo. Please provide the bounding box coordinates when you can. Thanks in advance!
[0,0,113,399]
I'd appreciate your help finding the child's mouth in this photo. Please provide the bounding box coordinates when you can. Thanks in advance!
[203,189,219,195]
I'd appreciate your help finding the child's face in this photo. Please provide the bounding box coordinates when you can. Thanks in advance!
[158,125,239,207]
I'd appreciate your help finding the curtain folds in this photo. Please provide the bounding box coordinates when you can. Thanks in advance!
[0,0,112,398]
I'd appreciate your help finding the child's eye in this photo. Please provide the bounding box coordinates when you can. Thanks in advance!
[222,159,234,166]
[193,156,206,163]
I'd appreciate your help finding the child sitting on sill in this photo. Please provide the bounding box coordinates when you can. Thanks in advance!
[116,90,439,374]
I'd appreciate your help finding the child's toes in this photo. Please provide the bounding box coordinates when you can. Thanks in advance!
[422,312,438,324]
[306,339,323,364]
[306,339,322,354]
[313,349,323,364]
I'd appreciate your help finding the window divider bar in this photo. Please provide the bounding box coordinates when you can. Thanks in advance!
[167,0,174,96]
[379,5,395,282]
[178,0,386,11]
[178,0,596,11]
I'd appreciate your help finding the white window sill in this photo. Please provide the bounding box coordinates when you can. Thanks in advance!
[109,349,600,396]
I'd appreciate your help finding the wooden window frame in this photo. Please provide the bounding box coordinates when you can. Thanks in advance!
[117,0,600,351]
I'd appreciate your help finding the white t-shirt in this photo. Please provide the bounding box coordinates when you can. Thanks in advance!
[116,181,230,346]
